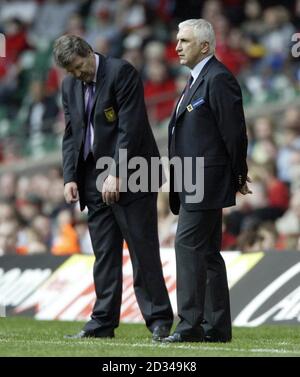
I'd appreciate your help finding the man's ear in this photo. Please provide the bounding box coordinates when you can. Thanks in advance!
[201,41,209,54]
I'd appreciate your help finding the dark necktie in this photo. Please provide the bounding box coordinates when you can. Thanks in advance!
[83,83,94,160]
[171,75,194,156]
[187,74,194,90]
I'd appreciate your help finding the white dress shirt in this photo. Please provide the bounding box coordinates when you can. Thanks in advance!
[176,54,213,117]
[190,54,213,85]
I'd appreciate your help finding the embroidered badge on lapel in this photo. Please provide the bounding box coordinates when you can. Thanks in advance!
[192,97,205,108]
[104,107,117,122]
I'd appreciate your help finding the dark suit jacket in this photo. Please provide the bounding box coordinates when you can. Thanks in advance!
[61,53,162,210]
[169,56,248,215]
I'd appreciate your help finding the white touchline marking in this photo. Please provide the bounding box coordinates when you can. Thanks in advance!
[99,342,300,355]
[0,339,299,355]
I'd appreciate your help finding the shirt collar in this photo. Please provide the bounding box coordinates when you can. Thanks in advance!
[190,54,213,83]
[84,53,99,88]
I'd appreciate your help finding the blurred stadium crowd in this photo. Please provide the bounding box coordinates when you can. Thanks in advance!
[1,0,300,256]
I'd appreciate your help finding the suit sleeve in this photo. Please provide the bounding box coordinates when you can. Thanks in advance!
[209,72,248,190]
[61,82,77,184]
[110,63,146,177]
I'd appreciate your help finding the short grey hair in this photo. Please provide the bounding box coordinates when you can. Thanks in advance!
[178,19,216,54]
[53,35,93,68]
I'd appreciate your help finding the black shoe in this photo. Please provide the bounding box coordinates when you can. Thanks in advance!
[162,332,204,343]
[152,325,170,341]
[64,330,114,339]
[204,335,231,343]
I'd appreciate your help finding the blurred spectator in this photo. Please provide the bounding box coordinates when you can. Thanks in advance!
[0,202,18,224]
[0,17,31,112]
[30,0,79,45]
[15,176,31,203]
[283,106,300,133]
[122,34,144,70]
[115,0,148,35]
[23,79,59,141]
[143,40,166,62]
[0,172,17,201]
[202,0,223,25]
[64,12,86,38]
[276,127,300,185]
[93,36,110,56]
[3,18,31,64]
[0,0,38,25]
[250,117,278,164]
[16,197,42,226]
[257,221,279,251]
[221,217,237,251]
[260,162,289,211]
[225,163,288,238]
[18,227,48,255]
[164,26,181,66]
[276,190,300,238]
[73,211,93,255]
[85,0,121,56]
[242,0,266,40]
[0,221,19,256]
[144,58,176,123]
[51,209,80,255]
[44,176,66,217]
[44,58,65,96]
[261,6,295,58]
[31,214,53,249]
[236,229,263,253]
[216,26,249,75]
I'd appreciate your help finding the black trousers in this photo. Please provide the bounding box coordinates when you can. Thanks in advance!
[174,205,231,340]
[81,154,173,334]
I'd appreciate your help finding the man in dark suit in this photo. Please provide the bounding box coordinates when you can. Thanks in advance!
[53,35,173,340]
[162,19,251,343]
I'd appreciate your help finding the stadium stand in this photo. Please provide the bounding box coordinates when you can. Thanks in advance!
[1,0,300,255]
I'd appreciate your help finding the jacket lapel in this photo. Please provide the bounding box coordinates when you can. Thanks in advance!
[91,53,106,110]
[176,76,204,119]
[73,53,107,122]
[74,80,85,121]
[168,110,177,145]
[176,56,216,120]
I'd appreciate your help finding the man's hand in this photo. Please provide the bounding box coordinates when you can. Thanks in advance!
[102,175,122,205]
[64,181,79,203]
[239,176,252,195]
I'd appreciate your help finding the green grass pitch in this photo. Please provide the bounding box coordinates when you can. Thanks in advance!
[0,317,299,357]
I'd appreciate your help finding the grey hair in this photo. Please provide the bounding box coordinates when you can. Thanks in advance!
[53,35,93,68]
[178,19,216,54]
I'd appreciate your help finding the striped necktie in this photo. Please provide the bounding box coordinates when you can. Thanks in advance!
[176,74,194,115]
[83,83,94,160]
